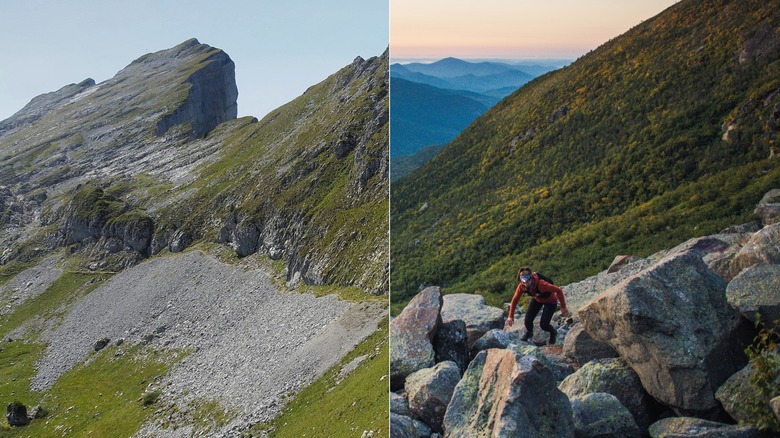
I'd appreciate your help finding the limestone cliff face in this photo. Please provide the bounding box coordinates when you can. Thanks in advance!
[0,40,388,294]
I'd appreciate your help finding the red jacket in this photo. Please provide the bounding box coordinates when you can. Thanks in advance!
[509,272,566,318]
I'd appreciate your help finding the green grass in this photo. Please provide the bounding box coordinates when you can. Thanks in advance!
[253,317,388,438]
[301,285,387,303]
[0,340,45,413]
[0,345,185,437]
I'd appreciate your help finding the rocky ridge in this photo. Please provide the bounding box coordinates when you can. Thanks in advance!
[391,190,780,437]
[0,39,388,294]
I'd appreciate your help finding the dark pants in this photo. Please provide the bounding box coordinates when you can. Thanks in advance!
[524,299,557,336]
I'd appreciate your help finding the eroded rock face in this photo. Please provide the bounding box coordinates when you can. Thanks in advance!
[390,286,443,389]
[440,293,505,348]
[443,349,574,438]
[579,250,746,415]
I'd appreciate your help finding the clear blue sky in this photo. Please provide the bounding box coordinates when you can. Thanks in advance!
[0,0,389,121]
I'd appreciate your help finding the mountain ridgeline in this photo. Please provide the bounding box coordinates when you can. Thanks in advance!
[391,0,780,311]
[0,39,389,294]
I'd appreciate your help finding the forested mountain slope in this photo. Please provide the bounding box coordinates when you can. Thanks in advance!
[391,0,780,311]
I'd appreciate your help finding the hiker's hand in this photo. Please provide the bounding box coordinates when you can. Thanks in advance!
[561,307,570,318]
[506,317,514,327]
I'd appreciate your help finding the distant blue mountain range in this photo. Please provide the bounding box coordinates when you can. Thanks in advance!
[390,57,565,163]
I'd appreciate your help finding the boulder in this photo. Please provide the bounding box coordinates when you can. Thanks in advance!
[390,412,433,438]
[508,343,577,382]
[755,189,780,226]
[571,392,641,438]
[728,224,780,279]
[5,401,30,427]
[559,357,660,432]
[440,293,505,348]
[726,264,780,329]
[390,391,412,417]
[93,337,110,351]
[405,361,461,433]
[716,358,780,431]
[433,319,469,374]
[648,417,761,438]
[579,250,747,415]
[562,323,619,366]
[443,349,574,438]
[471,328,522,354]
[390,286,443,389]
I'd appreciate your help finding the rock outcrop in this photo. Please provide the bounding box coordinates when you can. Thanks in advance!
[570,392,641,438]
[579,250,747,415]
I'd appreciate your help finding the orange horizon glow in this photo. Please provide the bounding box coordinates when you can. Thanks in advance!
[391,0,681,60]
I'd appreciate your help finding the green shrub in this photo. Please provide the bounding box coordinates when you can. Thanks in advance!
[743,321,780,432]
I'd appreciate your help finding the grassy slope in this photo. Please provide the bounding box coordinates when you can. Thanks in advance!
[391,0,780,312]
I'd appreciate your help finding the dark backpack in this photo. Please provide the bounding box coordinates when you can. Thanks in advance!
[527,272,554,299]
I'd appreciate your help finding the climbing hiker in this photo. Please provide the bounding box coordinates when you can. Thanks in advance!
[506,266,570,345]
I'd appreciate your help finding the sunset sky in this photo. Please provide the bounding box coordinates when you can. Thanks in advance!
[391,0,680,61]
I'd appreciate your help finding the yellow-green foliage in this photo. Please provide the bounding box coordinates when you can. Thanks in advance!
[391,0,780,311]
[743,322,780,432]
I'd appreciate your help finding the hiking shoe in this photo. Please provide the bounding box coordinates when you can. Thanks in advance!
[521,332,532,342]
[548,331,557,345]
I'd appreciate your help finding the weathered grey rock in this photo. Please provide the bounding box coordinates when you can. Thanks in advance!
[511,342,576,382]
[648,417,761,438]
[608,255,641,274]
[716,357,780,430]
[755,189,780,226]
[405,361,461,433]
[667,234,750,282]
[93,337,110,351]
[729,224,780,278]
[579,250,746,415]
[440,293,505,348]
[571,392,641,438]
[390,391,412,417]
[29,405,47,419]
[726,264,780,329]
[390,412,433,438]
[559,357,659,432]
[433,319,469,374]
[390,286,443,389]
[443,349,574,438]
[562,323,618,366]
[6,402,30,427]
[471,328,521,354]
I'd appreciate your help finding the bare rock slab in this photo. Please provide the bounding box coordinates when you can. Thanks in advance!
[579,250,746,415]
[443,348,574,438]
